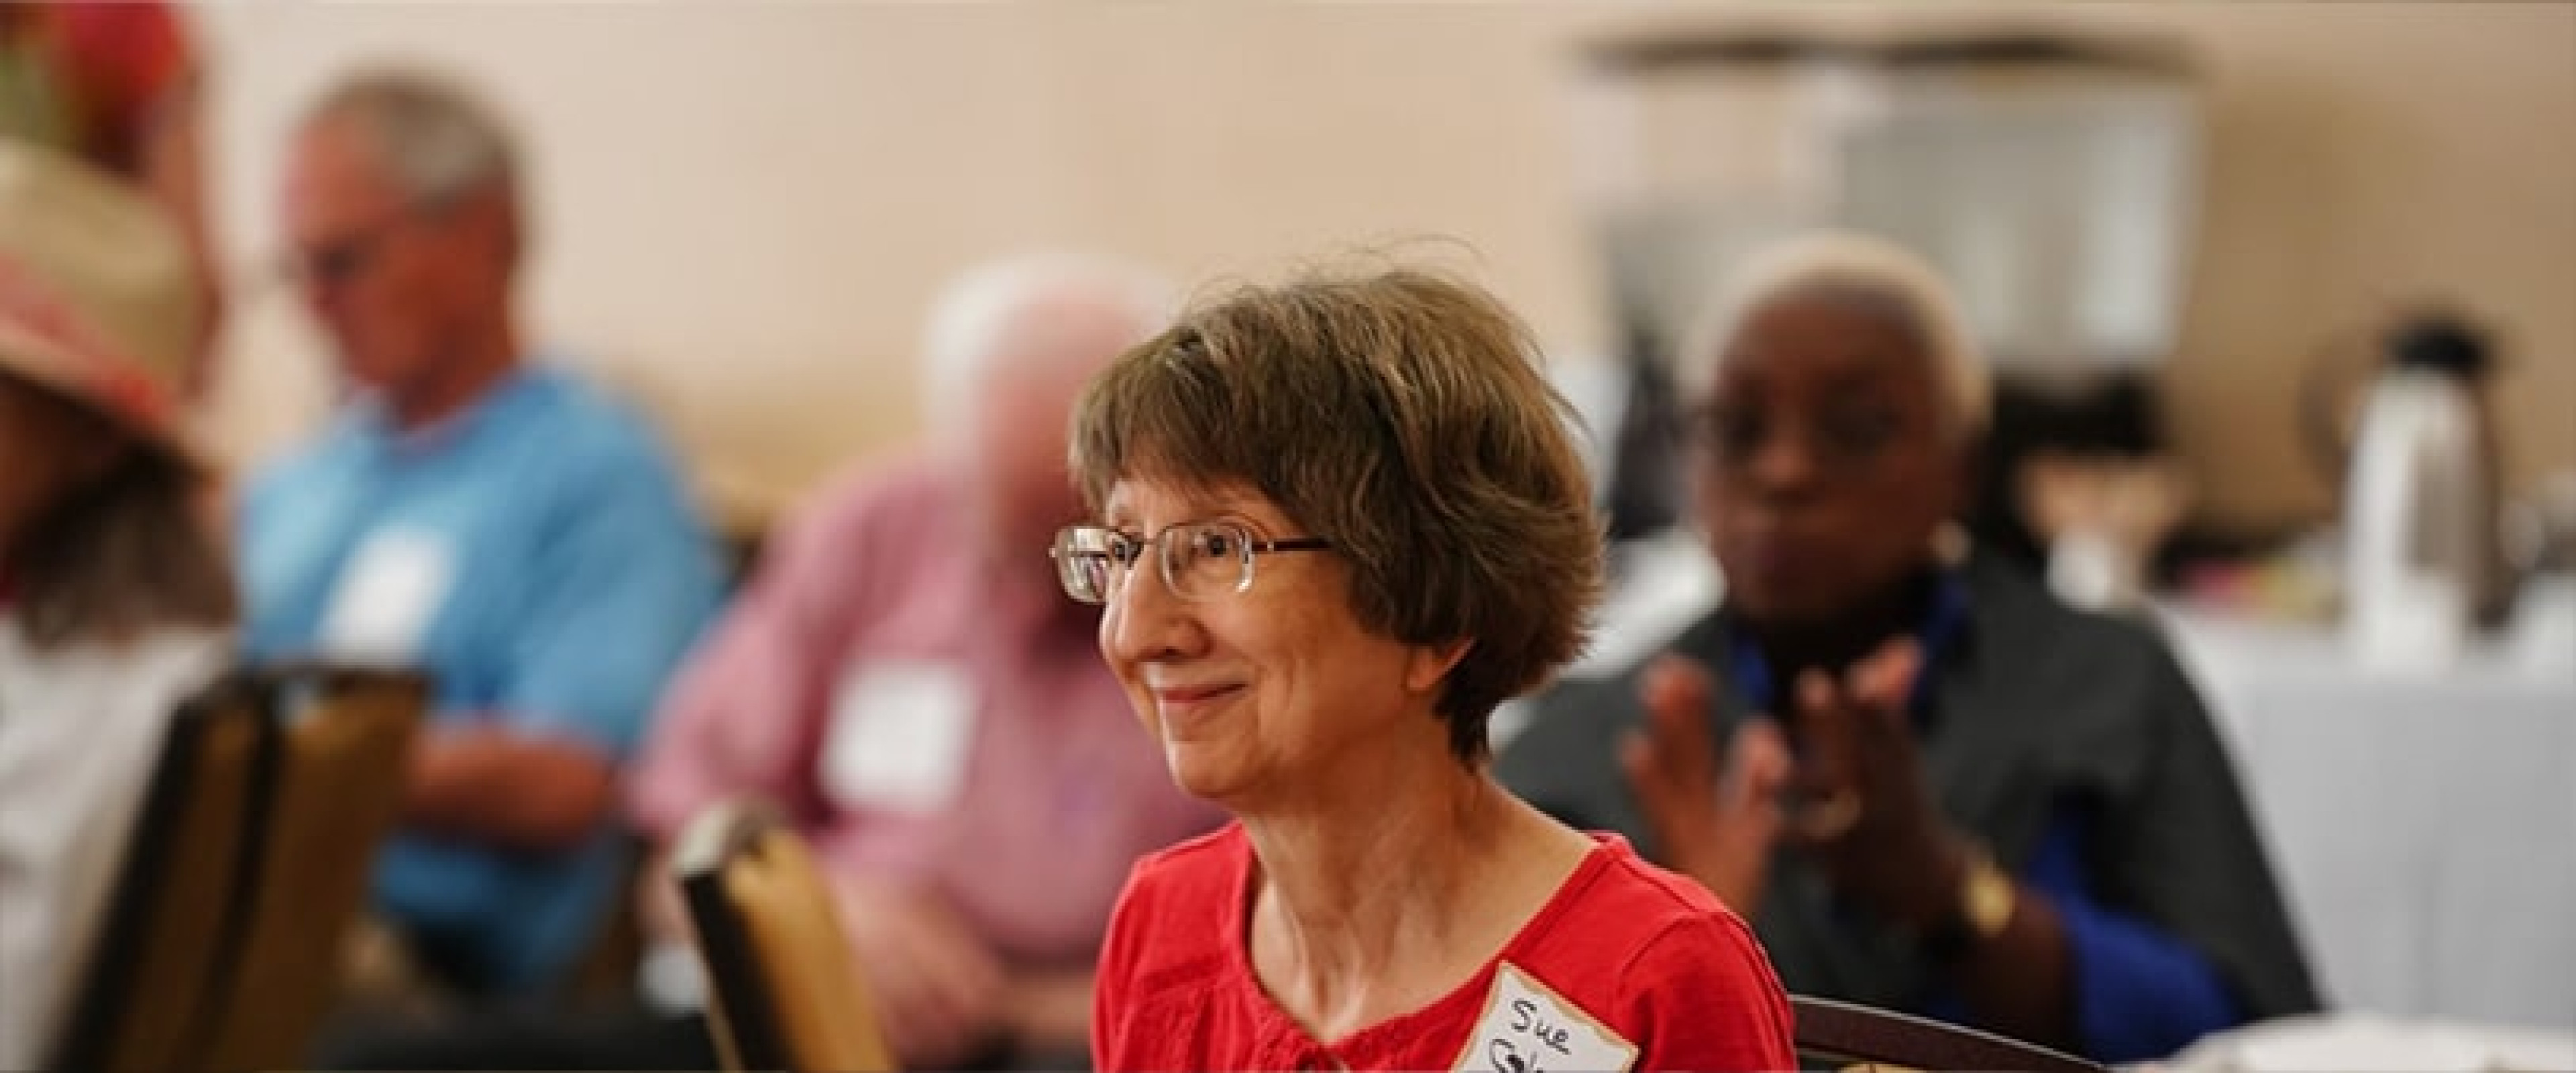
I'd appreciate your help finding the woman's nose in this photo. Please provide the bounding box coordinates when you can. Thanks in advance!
[1102,553,1193,665]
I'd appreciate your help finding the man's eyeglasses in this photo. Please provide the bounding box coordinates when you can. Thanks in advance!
[282,211,420,290]
[1051,521,1332,605]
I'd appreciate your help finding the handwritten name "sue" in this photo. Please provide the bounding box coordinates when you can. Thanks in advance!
[1485,998,1577,1073]
[1510,999,1573,1054]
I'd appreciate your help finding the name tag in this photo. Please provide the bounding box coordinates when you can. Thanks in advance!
[821,661,977,813]
[319,527,455,665]
[1454,962,1638,1073]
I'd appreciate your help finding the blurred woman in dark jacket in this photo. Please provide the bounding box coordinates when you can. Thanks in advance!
[1502,232,2318,1065]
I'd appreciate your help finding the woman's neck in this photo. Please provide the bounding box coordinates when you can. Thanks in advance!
[1238,748,1587,1042]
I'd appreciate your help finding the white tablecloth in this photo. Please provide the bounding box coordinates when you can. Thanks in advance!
[2160,580,2576,1031]
[2164,1014,2576,1073]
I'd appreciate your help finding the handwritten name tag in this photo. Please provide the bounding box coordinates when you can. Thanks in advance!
[1454,962,1638,1073]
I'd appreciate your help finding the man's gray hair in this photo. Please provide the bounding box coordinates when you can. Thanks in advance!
[1680,231,1990,436]
[306,68,519,207]
[918,251,1177,435]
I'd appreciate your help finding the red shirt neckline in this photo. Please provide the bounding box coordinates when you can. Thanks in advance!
[1219,827,1631,1065]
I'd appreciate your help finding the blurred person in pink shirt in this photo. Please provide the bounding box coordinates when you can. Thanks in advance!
[630,250,1226,1067]
[317,251,1223,1072]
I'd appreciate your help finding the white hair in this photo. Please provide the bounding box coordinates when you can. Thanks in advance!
[917,251,1177,437]
[307,68,519,207]
[1678,231,1989,435]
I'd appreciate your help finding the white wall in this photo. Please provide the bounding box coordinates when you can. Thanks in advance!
[191,3,1612,529]
[193,2,2575,538]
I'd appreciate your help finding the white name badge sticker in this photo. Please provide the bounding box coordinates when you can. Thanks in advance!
[821,661,977,813]
[319,526,455,664]
[1454,962,1638,1073]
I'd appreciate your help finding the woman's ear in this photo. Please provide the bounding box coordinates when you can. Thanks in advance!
[1404,638,1475,695]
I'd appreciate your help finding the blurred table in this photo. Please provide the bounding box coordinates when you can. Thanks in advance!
[2158,579,2576,1031]
[2163,1013,2576,1073]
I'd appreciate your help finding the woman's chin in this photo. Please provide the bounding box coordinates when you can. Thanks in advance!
[1162,740,1258,805]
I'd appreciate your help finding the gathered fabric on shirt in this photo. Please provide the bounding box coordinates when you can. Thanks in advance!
[1092,824,1796,1072]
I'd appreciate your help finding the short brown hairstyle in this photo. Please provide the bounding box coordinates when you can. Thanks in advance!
[1070,267,1603,762]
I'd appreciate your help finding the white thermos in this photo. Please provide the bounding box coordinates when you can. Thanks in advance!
[2342,317,2502,670]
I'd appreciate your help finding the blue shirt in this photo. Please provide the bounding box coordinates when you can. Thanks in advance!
[238,363,722,991]
[1729,575,2241,1064]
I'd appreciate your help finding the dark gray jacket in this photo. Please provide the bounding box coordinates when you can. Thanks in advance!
[1499,553,2320,1025]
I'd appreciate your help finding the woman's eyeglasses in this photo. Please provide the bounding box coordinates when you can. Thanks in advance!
[1051,521,1332,605]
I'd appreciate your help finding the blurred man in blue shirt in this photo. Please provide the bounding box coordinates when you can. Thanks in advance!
[239,70,721,996]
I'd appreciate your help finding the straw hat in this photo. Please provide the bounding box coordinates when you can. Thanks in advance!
[0,139,203,465]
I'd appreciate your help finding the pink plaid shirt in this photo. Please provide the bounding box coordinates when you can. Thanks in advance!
[631,457,1220,970]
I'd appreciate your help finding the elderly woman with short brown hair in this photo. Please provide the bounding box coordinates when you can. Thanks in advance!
[1059,268,1793,1072]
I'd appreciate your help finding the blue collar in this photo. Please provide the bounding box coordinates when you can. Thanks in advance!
[349,365,544,460]
[1725,569,1974,724]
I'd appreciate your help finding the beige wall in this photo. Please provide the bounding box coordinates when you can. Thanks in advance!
[2145,2,2576,534]
[195,2,2573,539]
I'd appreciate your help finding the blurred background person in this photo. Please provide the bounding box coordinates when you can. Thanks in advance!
[0,142,231,1068]
[1073,269,1794,1072]
[0,0,223,395]
[237,69,722,1001]
[320,252,1222,1071]
[1501,233,2319,1065]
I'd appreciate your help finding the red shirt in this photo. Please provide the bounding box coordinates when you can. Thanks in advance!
[1094,824,1797,1072]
